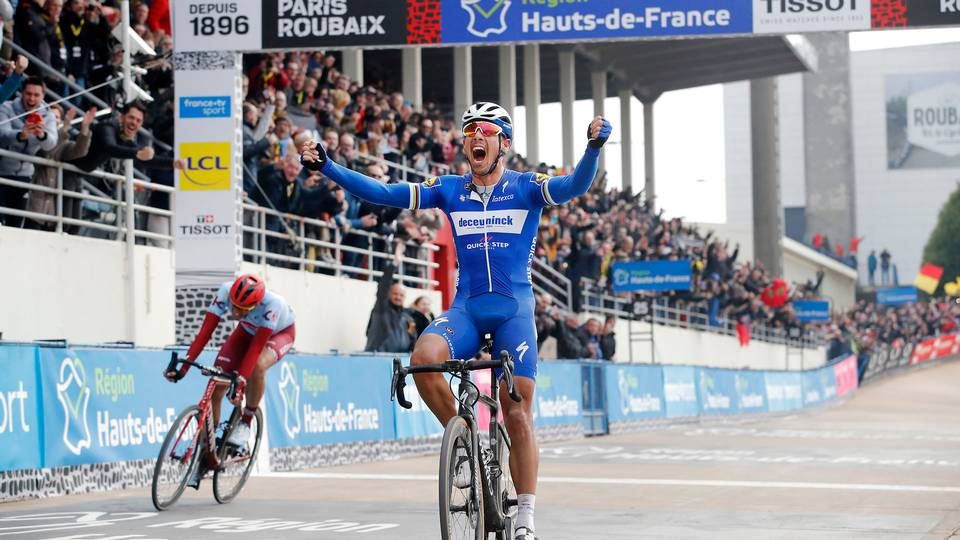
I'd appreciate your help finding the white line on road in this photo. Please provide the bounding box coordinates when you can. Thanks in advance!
[258,472,960,493]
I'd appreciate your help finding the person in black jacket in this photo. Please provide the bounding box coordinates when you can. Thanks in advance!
[599,315,617,361]
[65,101,171,234]
[13,0,53,77]
[554,312,590,359]
[366,260,415,353]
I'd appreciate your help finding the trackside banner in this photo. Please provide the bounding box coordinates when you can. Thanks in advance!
[0,346,42,471]
[265,355,396,448]
[37,347,207,467]
[0,345,874,473]
[532,361,582,427]
[606,364,666,422]
[611,260,692,293]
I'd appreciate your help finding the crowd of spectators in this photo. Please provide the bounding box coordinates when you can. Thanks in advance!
[0,0,174,235]
[0,16,951,364]
[827,296,959,379]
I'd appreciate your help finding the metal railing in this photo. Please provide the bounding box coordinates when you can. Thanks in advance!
[8,41,172,153]
[241,202,439,288]
[0,148,174,244]
[532,257,572,311]
[579,280,822,349]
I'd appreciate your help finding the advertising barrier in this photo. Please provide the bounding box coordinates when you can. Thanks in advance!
[532,362,583,428]
[697,368,738,415]
[734,370,768,413]
[36,347,208,468]
[764,371,804,412]
[0,346,42,471]
[662,365,699,418]
[264,355,396,448]
[605,364,666,422]
[0,341,902,477]
[911,333,960,364]
[833,355,858,398]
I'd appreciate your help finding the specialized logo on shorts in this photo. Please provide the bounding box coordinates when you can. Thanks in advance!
[450,209,528,236]
[178,142,231,191]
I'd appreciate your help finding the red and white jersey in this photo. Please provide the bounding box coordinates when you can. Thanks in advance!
[209,282,295,335]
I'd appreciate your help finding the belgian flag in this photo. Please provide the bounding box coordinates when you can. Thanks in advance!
[914,263,944,295]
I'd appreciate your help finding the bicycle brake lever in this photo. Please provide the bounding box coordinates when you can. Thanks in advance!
[392,358,412,409]
[500,351,522,403]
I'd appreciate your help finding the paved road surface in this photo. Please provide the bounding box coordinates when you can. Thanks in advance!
[2,362,959,539]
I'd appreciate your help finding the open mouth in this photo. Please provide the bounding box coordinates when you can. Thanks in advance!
[471,146,487,161]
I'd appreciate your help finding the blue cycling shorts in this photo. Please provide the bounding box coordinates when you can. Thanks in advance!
[421,292,539,380]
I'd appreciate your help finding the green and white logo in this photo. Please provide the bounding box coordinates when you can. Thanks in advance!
[56,356,91,455]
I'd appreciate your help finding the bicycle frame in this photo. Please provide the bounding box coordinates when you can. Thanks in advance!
[393,351,521,533]
[164,355,240,472]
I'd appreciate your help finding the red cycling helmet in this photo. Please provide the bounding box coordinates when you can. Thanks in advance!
[229,274,265,310]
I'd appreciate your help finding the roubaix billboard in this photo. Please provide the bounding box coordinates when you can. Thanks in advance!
[886,72,960,170]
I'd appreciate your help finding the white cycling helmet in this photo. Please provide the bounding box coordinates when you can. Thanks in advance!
[461,102,513,140]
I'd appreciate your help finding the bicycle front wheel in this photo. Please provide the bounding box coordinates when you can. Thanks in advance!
[491,423,517,540]
[440,416,484,540]
[213,406,264,504]
[151,405,202,511]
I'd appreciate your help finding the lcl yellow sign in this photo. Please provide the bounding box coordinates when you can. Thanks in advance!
[179,142,231,191]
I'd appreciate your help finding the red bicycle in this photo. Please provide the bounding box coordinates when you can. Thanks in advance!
[151,352,264,510]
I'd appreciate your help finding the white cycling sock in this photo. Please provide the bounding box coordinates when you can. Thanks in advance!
[515,493,535,533]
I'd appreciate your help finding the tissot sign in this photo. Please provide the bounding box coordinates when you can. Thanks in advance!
[174,0,960,53]
[754,0,870,33]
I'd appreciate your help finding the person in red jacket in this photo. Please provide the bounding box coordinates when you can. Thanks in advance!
[166,274,296,449]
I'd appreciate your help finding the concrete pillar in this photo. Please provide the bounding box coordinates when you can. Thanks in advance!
[751,77,783,276]
[453,46,472,119]
[591,70,607,174]
[498,45,517,121]
[803,32,856,251]
[341,49,363,86]
[558,48,576,169]
[523,44,540,165]
[401,48,422,110]
[619,89,633,196]
[643,100,655,206]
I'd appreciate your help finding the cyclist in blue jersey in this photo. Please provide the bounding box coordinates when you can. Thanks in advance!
[301,102,611,540]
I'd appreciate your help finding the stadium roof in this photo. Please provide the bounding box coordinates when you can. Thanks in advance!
[399,35,816,109]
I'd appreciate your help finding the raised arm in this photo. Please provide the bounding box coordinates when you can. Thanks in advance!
[539,117,612,206]
[300,139,415,210]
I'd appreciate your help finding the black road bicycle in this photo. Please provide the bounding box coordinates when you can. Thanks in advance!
[151,352,264,510]
[392,341,522,540]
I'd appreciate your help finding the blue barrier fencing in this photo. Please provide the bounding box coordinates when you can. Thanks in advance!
[0,344,859,473]
[264,355,397,447]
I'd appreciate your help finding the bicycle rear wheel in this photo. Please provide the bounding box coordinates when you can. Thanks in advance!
[151,405,202,511]
[440,416,484,540]
[213,406,263,504]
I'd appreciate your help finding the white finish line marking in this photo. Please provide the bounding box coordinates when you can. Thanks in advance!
[259,472,960,494]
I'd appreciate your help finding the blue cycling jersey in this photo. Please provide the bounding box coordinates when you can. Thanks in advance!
[311,145,601,374]
[316,146,600,303]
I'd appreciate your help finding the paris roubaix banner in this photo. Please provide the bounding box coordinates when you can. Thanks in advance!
[872,0,960,29]
[173,0,958,53]
[173,52,244,286]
